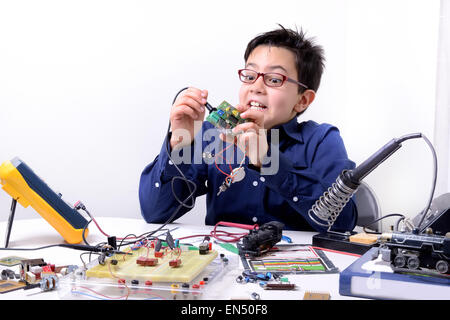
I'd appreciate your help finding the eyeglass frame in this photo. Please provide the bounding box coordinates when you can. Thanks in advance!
[238,68,309,89]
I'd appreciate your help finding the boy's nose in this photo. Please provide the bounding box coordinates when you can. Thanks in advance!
[249,76,266,94]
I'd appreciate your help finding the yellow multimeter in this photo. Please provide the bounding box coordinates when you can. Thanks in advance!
[0,157,89,245]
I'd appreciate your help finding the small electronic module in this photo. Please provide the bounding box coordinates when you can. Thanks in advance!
[206,101,248,135]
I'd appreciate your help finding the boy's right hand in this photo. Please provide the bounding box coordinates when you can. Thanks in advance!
[170,87,208,149]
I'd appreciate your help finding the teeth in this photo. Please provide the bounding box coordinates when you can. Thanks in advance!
[249,101,266,108]
[250,106,265,111]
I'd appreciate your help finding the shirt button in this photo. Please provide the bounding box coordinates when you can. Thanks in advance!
[252,181,258,187]
[155,182,160,188]
[293,196,299,202]
[168,160,173,165]
[252,217,258,222]
[259,177,265,182]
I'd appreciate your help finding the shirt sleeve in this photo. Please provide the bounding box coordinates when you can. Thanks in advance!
[255,125,358,232]
[138,133,208,224]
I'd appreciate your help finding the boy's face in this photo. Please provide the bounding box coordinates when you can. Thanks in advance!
[239,45,308,129]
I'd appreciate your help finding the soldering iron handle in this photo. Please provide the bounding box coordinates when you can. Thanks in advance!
[348,133,423,185]
[347,139,402,185]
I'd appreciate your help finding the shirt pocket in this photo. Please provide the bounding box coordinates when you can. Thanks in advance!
[291,158,308,171]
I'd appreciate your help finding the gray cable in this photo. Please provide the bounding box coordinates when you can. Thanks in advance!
[416,134,438,231]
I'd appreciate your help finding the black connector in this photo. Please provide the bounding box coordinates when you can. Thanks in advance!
[166,232,175,249]
[107,236,117,250]
[205,102,216,113]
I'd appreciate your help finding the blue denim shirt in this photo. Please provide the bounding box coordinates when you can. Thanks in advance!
[139,117,357,232]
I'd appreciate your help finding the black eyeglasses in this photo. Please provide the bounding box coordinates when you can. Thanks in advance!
[238,69,308,89]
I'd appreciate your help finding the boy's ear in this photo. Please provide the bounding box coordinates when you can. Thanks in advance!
[294,90,316,113]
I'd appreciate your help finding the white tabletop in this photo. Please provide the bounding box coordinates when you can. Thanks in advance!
[0,217,361,300]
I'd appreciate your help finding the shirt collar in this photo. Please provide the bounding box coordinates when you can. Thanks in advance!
[271,116,304,143]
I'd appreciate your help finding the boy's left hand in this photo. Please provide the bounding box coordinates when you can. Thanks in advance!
[219,104,268,167]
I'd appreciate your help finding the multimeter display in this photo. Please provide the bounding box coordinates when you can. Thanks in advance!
[0,157,89,244]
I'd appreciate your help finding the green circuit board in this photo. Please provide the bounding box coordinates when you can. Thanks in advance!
[206,101,247,134]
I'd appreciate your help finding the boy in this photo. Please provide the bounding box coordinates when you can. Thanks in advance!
[139,26,357,232]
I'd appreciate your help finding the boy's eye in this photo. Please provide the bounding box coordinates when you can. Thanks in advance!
[267,77,282,84]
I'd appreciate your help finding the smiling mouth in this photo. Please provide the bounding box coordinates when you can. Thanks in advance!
[248,101,268,111]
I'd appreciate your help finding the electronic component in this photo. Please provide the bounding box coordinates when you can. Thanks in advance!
[217,167,246,197]
[263,283,296,290]
[237,221,284,257]
[0,256,26,267]
[39,275,59,291]
[199,237,211,255]
[1,269,19,280]
[206,101,248,135]
[238,270,272,283]
[0,280,27,294]
[216,180,229,196]
[136,257,158,266]
[303,291,331,300]
[169,258,182,267]
[0,157,89,245]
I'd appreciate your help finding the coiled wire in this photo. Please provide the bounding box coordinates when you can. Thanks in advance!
[307,173,357,231]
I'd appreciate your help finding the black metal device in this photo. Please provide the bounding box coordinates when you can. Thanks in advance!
[309,133,438,254]
[237,221,284,257]
[412,193,450,236]
[379,231,450,275]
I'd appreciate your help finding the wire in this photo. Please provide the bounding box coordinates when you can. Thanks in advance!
[360,134,438,235]
[416,134,438,231]
[311,246,362,258]
[71,286,166,300]
[176,221,254,243]
[0,244,62,251]
[362,213,406,234]
[107,261,130,299]
[82,219,91,246]
[74,89,248,251]
[140,87,198,239]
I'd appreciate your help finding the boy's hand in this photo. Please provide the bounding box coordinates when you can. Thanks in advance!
[170,87,208,149]
[220,104,268,167]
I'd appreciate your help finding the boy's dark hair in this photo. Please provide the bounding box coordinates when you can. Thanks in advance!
[244,25,325,97]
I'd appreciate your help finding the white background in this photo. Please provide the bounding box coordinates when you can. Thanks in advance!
[0,0,444,231]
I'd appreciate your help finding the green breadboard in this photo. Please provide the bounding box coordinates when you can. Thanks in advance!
[206,101,247,134]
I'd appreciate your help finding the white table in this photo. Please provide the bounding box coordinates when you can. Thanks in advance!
[0,217,361,300]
